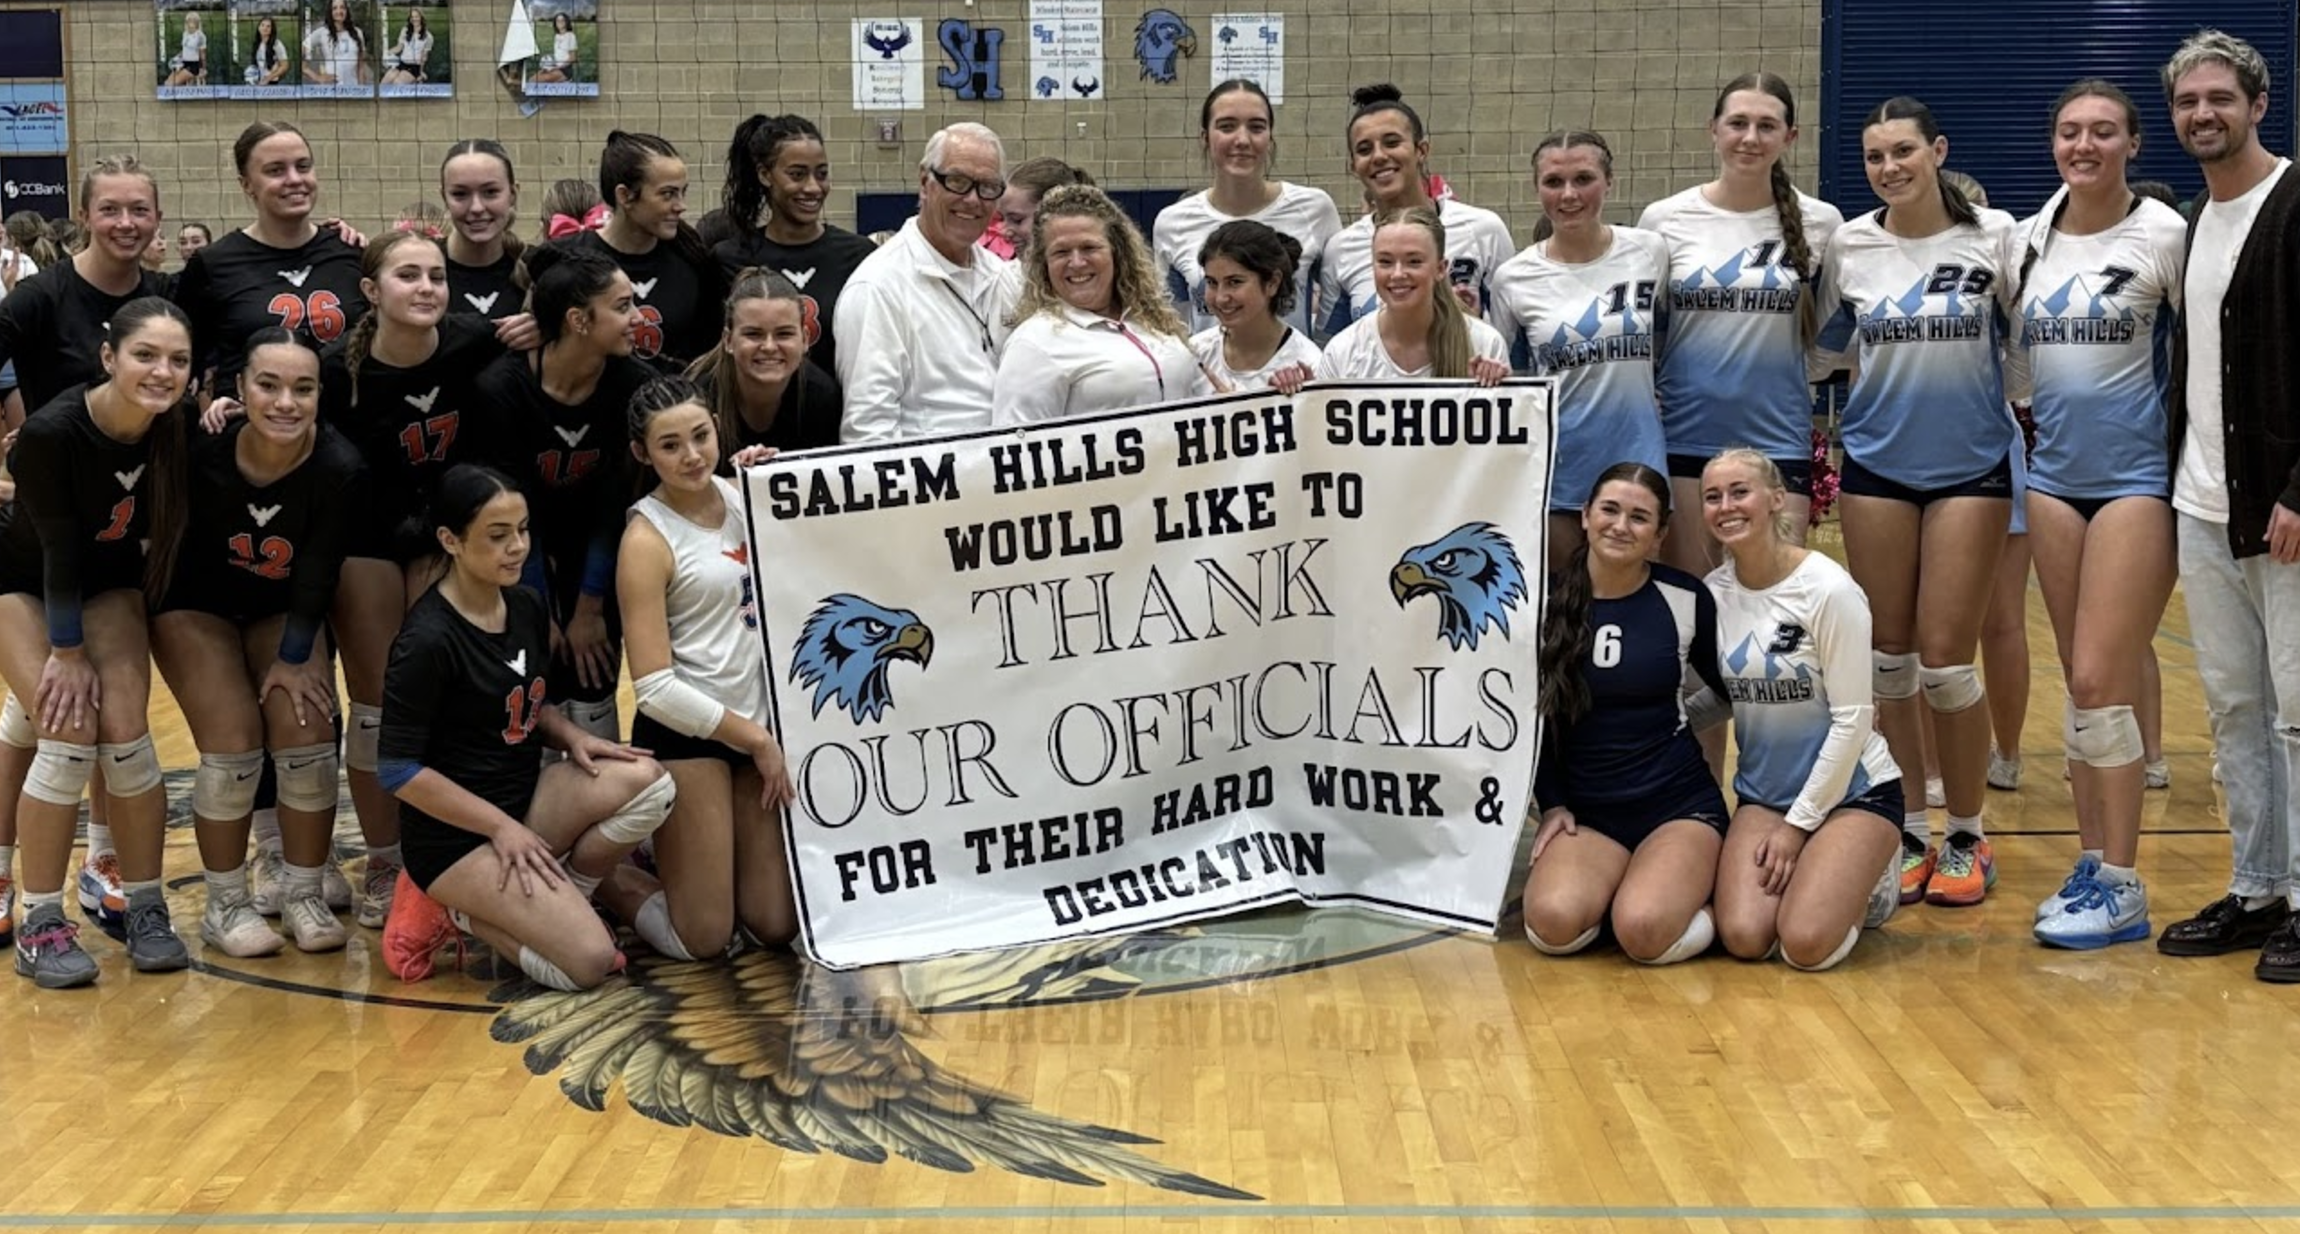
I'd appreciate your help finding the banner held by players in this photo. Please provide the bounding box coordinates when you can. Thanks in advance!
[744,381,1557,970]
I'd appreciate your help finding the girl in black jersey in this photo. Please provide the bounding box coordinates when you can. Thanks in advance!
[472,244,649,741]
[712,114,877,385]
[377,466,673,991]
[173,122,370,400]
[570,131,724,374]
[684,268,841,458]
[438,139,539,350]
[1524,463,1731,965]
[0,298,193,986]
[0,156,173,429]
[156,330,363,957]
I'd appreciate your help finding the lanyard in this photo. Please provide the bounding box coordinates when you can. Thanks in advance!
[939,280,995,356]
[1092,318,1166,401]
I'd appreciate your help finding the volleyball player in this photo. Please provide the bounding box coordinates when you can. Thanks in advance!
[571,132,725,374]
[616,379,797,956]
[1294,208,1509,384]
[1187,221,1324,390]
[1315,85,1514,335]
[1704,449,1904,971]
[378,465,674,992]
[1810,98,2023,908]
[1155,80,1342,337]
[1524,463,1728,965]
[685,268,841,456]
[439,140,539,350]
[2012,80,2187,947]
[711,115,876,388]
[1489,131,1670,570]
[0,298,193,985]
[157,330,364,955]
[472,245,650,742]
[1639,73,1842,569]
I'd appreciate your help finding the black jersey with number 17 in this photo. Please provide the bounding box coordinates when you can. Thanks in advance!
[319,314,507,559]
[381,584,553,831]
[173,229,369,396]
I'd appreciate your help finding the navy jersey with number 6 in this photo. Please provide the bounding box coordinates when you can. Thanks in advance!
[1534,564,1726,814]
[380,584,553,835]
[174,229,369,396]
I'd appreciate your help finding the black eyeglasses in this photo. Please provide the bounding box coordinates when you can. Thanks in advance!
[928,167,1007,200]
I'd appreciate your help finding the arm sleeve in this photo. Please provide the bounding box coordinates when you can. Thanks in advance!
[378,623,444,769]
[834,277,911,445]
[1784,573,1879,832]
[1314,249,1349,343]
[990,323,1069,427]
[13,423,88,647]
[279,453,365,664]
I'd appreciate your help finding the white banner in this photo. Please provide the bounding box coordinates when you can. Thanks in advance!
[745,382,1556,969]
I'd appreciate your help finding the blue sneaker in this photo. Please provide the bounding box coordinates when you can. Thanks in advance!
[2035,875,2151,950]
[2035,853,2102,923]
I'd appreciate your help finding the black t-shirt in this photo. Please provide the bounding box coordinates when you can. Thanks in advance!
[566,231,721,374]
[470,349,649,575]
[711,225,877,385]
[170,419,366,646]
[0,387,155,633]
[446,250,524,321]
[0,262,172,413]
[173,229,368,395]
[320,313,506,556]
[696,362,842,459]
[381,583,552,833]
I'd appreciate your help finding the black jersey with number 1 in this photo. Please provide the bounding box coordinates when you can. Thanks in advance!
[0,262,172,414]
[166,420,367,655]
[381,584,553,865]
[0,388,155,643]
[319,314,507,560]
[173,229,369,396]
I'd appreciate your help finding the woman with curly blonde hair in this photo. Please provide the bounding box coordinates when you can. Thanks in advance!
[993,185,1212,425]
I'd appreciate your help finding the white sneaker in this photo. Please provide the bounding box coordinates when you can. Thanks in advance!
[2035,853,2102,922]
[2034,874,2151,950]
[282,894,347,952]
[249,847,288,917]
[1864,847,1900,929]
[200,895,284,958]
[1987,749,2022,791]
[1925,777,1946,810]
[320,857,354,912]
[357,859,400,930]
[2145,760,2170,790]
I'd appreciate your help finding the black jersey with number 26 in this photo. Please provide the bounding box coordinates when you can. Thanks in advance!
[173,229,369,395]
[381,584,553,832]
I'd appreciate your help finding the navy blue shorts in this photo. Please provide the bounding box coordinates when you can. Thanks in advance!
[1744,777,1905,829]
[1840,457,2013,506]
[1569,772,1731,853]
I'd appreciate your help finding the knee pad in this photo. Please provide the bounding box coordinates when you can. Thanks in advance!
[345,703,383,775]
[274,742,341,812]
[1872,651,1920,701]
[596,771,675,845]
[1918,662,1984,713]
[192,749,265,820]
[24,739,97,806]
[2068,704,2144,768]
[562,697,620,743]
[1783,924,1862,972]
[1630,907,1716,967]
[97,734,162,797]
[1524,919,1599,956]
[0,693,33,750]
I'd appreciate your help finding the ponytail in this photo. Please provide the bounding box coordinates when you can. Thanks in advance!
[602,129,720,286]
[1768,161,1819,343]
[1537,540,1597,725]
[1375,206,1472,378]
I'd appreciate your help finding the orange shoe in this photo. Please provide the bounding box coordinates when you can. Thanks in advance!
[1926,832,1997,907]
[1898,832,1935,905]
[0,874,14,947]
[380,870,456,983]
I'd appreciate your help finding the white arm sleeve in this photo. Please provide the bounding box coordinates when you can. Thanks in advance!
[633,668,726,740]
[1785,574,1877,832]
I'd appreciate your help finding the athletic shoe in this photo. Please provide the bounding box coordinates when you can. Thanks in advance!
[1987,749,2023,791]
[76,853,127,940]
[122,888,190,972]
[1925,777,1945,810]
[357,858,400,930]
[2145,760,2171,790]
[1925,832,1996,907]
[1864,850,1900,929]
[14,902,97,988]
[249,847,288,917]
[2255,915,2300,983]
[381,871,456,982]
[2035,875,2150,950]
[2036,853,2102,922]
[320,857,354,913]
[282,894,347,953]
[200,894,284,958]
[1898,832,1936,905]
[0,873,15,949]
[2159,894,2290,957]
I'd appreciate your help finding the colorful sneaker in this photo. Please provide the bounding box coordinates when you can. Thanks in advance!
[1898,832,1936,905]
[283,894,347,953]
[357,858,400,930]
[1864,849,1900,929]
[1926,832,1997,907]
[76,853,127,940]
[123,887,191,972]
[2144,760,2171,790]
[1988,749,2023,791]
[0,873,15,949]
[2036,853,2103,922]
[200,893,284,958]
[320,857,354,913]
[249,847,288,917]
[2035,875,2150,950]
[14,902,98,988]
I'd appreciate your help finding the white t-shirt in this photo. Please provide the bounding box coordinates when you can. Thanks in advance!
[394,31,433,68]
[1189,325,1323,391]
[178,30,206,65]
[1153,182,1343,336]
[305,29,362,83]
[555,29,579,67]
[2175,158,2291,523]
[1313,309,1508,380]
[992,304,1207,426]
[1314,197,1516,339]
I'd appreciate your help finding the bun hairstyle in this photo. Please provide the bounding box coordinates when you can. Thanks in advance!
[1196,220,1303,319]
[428,463,522,547]
[1347,82,1424,143]
[1538,461,1672,725]
[598,130,719,278]
[525,243,624,345]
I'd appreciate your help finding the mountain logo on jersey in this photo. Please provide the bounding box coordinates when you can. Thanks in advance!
[279,267,312,288]
[2020,267,2141,346]
[406,386,440,413]
[248,503,282,527]
[114,465,146,491]
[791,594,935,724]
[1858,264,1993,345]
[1389,523,1527,652]
[631,278,659,300]
[553,425,590,447]
[464,292,500,314]
[1670,242,1801,313]
[1724,631,1815,703]
[1536,286,1656,372]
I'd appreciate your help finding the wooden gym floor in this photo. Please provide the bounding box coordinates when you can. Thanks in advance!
[4,536,2298,1234]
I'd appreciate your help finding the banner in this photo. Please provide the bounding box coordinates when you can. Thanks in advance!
[156,0,230,99]
[299,0,376,98]
[745,381,1556,969]
[376,0,452,97]
[228,0,302,99]
[521,0,598,97]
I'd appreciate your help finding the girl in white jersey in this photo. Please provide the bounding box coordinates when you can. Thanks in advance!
[2012,81,2187,948]
[1314,84,1514,337]
[617,379,798,954]
[1704,449,1903,971]
[1155,79,1344,337]
[1640,72,1843,569]
[1489,130,1669,571]
[1810,97,2023,909]
[1188,221,1324,390]
[1288,208,1509,386]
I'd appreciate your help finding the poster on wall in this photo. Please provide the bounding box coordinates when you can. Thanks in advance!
[375,1,452,96]
[0,83,68,154]
[1027,0,1104,101]
[521,0,598,97]
[228,0,301,99]
[156,0,231,99]
[300,0,376,98]
[1208,13,1283,103]
[851,17,924,111]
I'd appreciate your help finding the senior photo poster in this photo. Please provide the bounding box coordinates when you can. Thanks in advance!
[299,0,376,98]
[521,0,598,96]
[376,0,453,96]
[229,0,302,99]
[155,0,230,99]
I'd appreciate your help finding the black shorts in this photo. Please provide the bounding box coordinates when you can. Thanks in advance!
[181,59,203,75]
[0,554,143,604]
[1569,770,1730,854]
[1667,453,1815,498]
[632,713,746,769]
[2028,489,2167,524]
[1839,457,2013,506]
[400,814,488,894]
[155,573,289,626]
[1743,777,1905,829]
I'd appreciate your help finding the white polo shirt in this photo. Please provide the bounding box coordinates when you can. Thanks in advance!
[836,217,1022,443]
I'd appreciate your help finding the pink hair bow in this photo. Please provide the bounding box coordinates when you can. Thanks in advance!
[545,203,608,240]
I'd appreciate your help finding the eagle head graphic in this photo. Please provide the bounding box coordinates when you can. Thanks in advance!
[790,594,934,724]
[864,20,913,59]
[1389,522,1528,652]
[1132,9,1198,83]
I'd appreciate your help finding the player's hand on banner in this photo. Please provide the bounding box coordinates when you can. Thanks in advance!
[731,445,779,469]
[1469,356,1510,387]
[1530,806,1576,860]
[1268,362,1314,396]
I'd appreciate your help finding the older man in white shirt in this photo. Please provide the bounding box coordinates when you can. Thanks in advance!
[836,123,1022,443]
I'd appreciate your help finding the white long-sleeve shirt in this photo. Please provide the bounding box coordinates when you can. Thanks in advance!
[835,218,1021,443]
[993,304,1207,426]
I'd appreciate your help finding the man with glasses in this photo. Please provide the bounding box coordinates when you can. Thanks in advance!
[837,122,1022,442]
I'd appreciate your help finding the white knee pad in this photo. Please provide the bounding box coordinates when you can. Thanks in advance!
[563,697,620,742]
[1630,907,1716,967]
[0,693,33,750]
[345,703,383,775]
[1918,662,1984,714]
[2068,704,2144,768]
[1525,919,1600,956]
[1783,924,1862,972]
[97,734,162,796]
[596,771,675,845]
[1872,651,1920,701]
[192,749,265,820]
[274,742,341,812]
[24,739,98,806]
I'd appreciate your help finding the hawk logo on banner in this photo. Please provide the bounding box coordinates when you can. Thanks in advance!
[792,594,935,724]
[1389,522,1527,651]
[1131,9,1197,83]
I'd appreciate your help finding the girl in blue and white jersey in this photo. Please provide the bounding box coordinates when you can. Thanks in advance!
[1154,79,1342,338]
